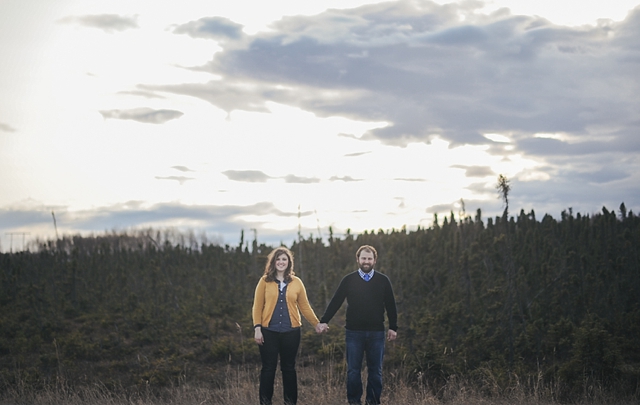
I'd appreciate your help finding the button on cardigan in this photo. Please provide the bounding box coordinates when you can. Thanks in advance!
[252,275,320,329]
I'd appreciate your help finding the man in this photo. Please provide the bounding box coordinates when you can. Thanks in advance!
[316,245,398,405]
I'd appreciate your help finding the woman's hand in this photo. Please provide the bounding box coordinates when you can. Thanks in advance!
[254,327,264,345]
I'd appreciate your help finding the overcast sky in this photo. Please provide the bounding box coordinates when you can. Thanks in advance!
[1,0,639,251]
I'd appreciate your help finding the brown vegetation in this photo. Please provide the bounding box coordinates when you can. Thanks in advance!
[2,361,637,405]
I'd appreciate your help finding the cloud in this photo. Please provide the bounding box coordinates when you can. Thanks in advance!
[154,1,639,151]
[222,170,272,182]
[283,175,321,184]
[126,0,640,221]
[58,14,139,33]
[155,176,194,185]
[516,133,640,158]
[0,201,309,249]
[509,175,638,216]
[99,108,183,124]
[222,170,321,183]
[138,81,273,114]
[466,181,497,197]
[395,197,406,208]
[118,90,166,99]
[0,207,52,229]
[0,122,16,132]
[173,17,245,41]
[451,165,495,178]
[329,175,362,182]
[171,166,194,172]
[568,168,631,184]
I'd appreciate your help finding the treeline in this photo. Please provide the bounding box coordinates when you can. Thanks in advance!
[1,204,639,399]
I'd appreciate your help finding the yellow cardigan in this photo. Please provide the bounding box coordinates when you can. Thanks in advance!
[252,275,320,329]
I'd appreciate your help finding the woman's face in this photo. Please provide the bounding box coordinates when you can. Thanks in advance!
[275,253,289,272]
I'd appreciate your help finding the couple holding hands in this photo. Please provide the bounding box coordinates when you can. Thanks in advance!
[252,245,398,405]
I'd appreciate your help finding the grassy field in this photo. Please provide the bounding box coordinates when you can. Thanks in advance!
[2,362,636,405]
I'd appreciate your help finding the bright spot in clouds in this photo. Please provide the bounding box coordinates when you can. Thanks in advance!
[483,133,511,143]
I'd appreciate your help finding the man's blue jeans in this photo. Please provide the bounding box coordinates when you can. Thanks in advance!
[345,329,385,405]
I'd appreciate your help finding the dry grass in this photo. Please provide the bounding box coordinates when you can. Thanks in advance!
[1,363,636,405]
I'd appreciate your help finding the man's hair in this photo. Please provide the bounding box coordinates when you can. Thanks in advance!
[356,245,378,261]
[264,246,295,283]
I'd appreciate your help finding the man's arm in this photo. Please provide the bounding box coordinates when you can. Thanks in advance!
[319,275,350,324]
[384,277,398,333]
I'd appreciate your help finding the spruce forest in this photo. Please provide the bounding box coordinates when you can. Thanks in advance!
[1,202,639,402]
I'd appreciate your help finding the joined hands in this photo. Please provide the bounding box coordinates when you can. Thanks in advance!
[315,323,329,334]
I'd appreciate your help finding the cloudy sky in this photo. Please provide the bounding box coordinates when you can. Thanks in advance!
[1,0,639,251]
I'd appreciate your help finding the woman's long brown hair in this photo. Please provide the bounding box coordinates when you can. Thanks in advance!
[263,246,295,283]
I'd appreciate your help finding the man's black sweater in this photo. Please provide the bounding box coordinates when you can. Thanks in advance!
[320,271,398,332]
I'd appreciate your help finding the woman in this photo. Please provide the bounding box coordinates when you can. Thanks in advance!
[252,246,320,405]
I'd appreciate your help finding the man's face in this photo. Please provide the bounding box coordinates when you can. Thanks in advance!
[358,250,376,273]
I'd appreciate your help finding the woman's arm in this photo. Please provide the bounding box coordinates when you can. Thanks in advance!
[296,279,320,326]
[252,278,266,330]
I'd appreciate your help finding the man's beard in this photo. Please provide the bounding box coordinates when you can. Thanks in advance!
[361,263,373,272]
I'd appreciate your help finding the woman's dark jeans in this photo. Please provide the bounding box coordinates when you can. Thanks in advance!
[258,328,301,405]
